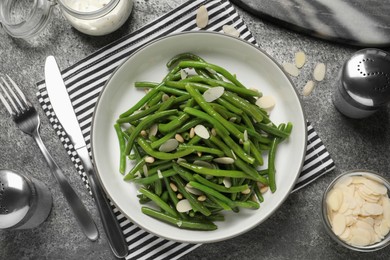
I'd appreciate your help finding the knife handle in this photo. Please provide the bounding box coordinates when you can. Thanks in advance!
[32,132,99,241]
[77,147,128,258]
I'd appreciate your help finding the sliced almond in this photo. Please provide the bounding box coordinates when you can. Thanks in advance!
[194,124,210,139]
[222,25,240,37]
[169,182,178,192]
[203,86,225,102]
[176,199,192,212]
[144,156,155,164]
[282,62,300,77]
[185,185,203,196]
[193,160,213,168]
[159,139,179,152]
[213,157,235,164]
[313,62,326,81]
[295,51,306,68]
[332,213,346,236]
[180,69,188,80]
[326,188,343,211]
[223,177,232,188]
[302,80,315,96]
[149,124,158,137]
[175,133,185,143]
[196,5,208,29]
[255,96,275,111]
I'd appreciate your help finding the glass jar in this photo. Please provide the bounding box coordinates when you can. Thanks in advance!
[0,0,133,38]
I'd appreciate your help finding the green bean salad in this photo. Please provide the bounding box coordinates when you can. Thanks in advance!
[114,53,293,231]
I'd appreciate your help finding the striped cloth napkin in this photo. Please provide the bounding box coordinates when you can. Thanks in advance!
[36,0,335,259]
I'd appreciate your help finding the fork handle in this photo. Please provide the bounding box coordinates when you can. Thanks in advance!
[32,131,99,241]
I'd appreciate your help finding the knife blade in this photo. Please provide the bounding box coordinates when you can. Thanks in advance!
[45,56,128,258]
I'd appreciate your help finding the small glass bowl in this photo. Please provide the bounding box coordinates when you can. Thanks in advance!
[321,169,390,252]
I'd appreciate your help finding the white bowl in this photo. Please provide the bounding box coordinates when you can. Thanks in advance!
[91,31,307,243]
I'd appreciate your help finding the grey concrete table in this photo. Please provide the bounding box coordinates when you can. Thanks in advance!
[1,1,390,259]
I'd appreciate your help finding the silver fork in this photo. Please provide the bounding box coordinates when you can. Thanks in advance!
[0,75,99,241]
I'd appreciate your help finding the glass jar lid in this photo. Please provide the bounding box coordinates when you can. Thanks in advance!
[0,0,56,38]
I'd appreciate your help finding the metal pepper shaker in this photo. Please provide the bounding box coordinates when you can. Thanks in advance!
[0,169,52,230]
[333,48,390,118]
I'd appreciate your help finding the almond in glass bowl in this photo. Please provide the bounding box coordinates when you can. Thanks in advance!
[322,170,390,252]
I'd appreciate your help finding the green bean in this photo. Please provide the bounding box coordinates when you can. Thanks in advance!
[133,169,176,185]
[150,132,176,149]
[134,81,159,88]
[177,60,247,89]
[158,112,190,133]
[188,181,237,209]
[123,156,146,181]
[171,175,211,216]
[137,138,195,160]
[256,122,290,138]
[178,144,224,157]
[178,161,256,180]
[268,124,286,193]
[139,187,178,217]
[193,174,249,193]
[185,85,245,140]
[114,123,126,174]
[216,98,243,115]
[221,134,255,164]
[141,207,217,231]
[147,91,165,107]
[175,118,203,133]
[209,135,268,184]
[125,109,178,155]
[116,102,163,124]
[172,162,195,182]
[233,200,260,209]
[166,53,206,69]
[120,84,163,118]
[182,75,261,98]
[183,107,229,137]
[187,135,202,145]
[157,95,176,112]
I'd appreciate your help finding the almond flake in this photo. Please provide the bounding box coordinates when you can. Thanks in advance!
[213,157,235,164]
[203,86,225,102]
[222,25,240,37]
[159,139,179,152]
[194,124,210,139]
[282,62,300,77]
[295,51,306,68]
[223,177,232,188]
[196,5,209,28]
[313,63,326,81]
[302,80,315,96]
[176,199,192,212]
[256,96,275,111]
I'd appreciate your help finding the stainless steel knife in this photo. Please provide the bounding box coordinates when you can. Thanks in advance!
[44,56,128,258]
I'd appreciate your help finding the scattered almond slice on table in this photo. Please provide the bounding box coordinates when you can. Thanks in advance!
[326,174,390,247]
[302,80,315,96]
[282,62,300,77]
[313,62,326,81]
[295,51,306,68]
[222,25,240,38]
[196,5,208,28]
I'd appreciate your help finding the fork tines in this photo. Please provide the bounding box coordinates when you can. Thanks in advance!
[0,75,30,116]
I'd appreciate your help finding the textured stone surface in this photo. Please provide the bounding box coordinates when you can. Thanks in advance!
[1,0,390,259]
[230,0,390,47]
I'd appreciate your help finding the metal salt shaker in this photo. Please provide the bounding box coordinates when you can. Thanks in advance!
[0,169,52,230]
[333,48,390,118]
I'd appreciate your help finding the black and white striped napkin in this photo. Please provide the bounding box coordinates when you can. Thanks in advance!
[36,0,335,259]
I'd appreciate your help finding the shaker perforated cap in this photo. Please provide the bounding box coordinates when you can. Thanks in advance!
[0,169,33,229]
[340,48,390,110]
